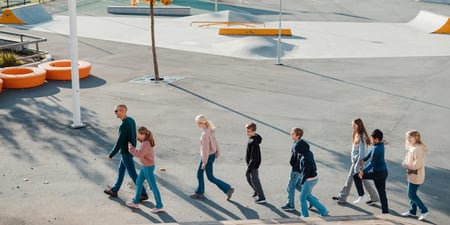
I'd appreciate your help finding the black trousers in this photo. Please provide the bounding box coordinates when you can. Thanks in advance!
[353,170,389,214]
[246,168,265,199]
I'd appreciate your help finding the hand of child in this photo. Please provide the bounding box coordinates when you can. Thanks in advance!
[201,163,206,170]
[359,170,364,179]
[128,142,133,150]
[215,150,220,159]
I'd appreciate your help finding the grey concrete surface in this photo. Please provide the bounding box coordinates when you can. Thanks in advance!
[1,0,450,225]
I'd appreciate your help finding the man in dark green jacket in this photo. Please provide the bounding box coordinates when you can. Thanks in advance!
[104,104,148,200]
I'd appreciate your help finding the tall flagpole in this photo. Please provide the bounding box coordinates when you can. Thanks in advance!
[276,0,283,65]
[68,0,85,129]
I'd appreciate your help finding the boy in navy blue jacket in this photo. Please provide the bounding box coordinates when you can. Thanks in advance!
[353,129,389,214]
[245,122,266,203]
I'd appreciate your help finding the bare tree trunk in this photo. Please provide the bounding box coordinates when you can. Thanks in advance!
[150,3,160,81]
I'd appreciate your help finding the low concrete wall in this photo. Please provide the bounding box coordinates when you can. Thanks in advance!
[107,6,191,16]
[418,0,450,4]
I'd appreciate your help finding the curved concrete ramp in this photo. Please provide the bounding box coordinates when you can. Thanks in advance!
[0,3,52,25]
[408,10,450,34]
[183,10,263,23]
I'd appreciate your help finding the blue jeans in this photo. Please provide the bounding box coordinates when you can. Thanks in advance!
[195,154,231,194]
[133,166,163,208]
[300,178,328,217]
[408,182,428,215]
[286,171,302,207]
[112,153,147,196]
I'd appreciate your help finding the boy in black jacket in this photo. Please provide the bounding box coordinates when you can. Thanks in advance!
[245,122,266,203]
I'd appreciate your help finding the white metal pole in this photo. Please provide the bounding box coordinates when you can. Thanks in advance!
[68,0,84,128]
[215,0,218,12]
[276,0,283,65]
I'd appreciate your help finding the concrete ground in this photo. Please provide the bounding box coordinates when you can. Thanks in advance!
[1,0,449,225]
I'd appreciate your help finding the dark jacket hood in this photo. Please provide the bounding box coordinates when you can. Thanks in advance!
[251,133,262,144]
[297,139,310,155]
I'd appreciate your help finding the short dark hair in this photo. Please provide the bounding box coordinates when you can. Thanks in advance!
[246,122,257,131]
[371,129,383,141]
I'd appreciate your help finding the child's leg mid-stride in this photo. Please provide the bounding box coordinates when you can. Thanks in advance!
[126,170,146,209]
[144,166,164,211]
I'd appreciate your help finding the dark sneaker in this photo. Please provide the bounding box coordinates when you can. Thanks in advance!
[190,193,205,199]
[252,192,257,198]
[139,194,149,201]
[255,198,266,204]
[104,188,118,197]
[226,188,234,200]
[281,203,295,211]
[366,200,377,205]
[332,196,346,203]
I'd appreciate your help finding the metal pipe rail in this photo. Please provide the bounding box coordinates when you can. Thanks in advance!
[0,30,47,62]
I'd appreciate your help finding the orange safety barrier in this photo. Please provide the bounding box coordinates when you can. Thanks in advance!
[0,67,46,89]
[38,60,91,81]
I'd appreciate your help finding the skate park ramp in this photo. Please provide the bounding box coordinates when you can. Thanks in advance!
[24,9,450,59]
[407,10,450,34]
[0,3,52,25]
[186,10,264,24]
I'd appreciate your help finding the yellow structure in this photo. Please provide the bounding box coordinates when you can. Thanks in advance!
[434,18,450,34]
[219,28,292,36]
[0,9,26,24]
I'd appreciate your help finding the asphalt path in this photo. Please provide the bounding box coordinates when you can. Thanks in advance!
[1,0,449,225]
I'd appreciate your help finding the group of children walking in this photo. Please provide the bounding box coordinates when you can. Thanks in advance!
[331,118,429,221]
[103,104,430,221]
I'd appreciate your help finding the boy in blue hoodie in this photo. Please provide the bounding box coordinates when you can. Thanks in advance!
[353,129,389,214]
[245,122,266,204]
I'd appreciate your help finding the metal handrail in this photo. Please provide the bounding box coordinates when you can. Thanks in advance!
[0,31,47,61]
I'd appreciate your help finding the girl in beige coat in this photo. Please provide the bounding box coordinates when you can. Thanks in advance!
[401,130,429,221]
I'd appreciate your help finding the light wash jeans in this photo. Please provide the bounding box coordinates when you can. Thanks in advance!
[300,178,328,217]
[408,182,428,215]
[338,162,379,201]
[286,171,302,207]
[195,154,231,194]
[112,153,147,196]
[132,165,163,208]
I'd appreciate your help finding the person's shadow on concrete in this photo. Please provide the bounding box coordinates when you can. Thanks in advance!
[228,200,259,219]
[259,201,292,218]
[107,195,177,223]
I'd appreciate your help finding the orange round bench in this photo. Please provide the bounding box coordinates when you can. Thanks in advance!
[38,60,91,81]
[0,67,46,89]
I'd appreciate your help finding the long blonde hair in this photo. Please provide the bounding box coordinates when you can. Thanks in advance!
[405,130,427,151]
[195,114,216,130]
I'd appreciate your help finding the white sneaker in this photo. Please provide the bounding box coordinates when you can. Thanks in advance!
[353,195,368,204]
[126,201,140,209]
[418,212,429,221]
[401,211,413,217]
